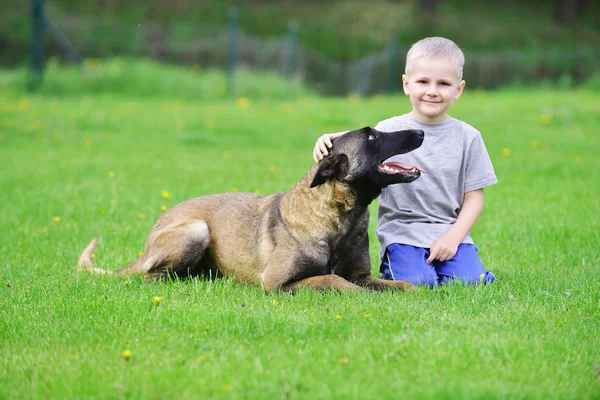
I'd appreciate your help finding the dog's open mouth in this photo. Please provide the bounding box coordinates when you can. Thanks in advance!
[378,162,424,177]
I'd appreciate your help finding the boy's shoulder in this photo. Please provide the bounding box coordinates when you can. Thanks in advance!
[453,118,484,139]
[374,114,411,131]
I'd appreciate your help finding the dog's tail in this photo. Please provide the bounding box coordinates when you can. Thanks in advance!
[77,237,145,276]
[77,237,114,275]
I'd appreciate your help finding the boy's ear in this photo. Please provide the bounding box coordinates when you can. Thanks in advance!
[310,154,349,188]
[402,74,410,95]
[455,80,466,100]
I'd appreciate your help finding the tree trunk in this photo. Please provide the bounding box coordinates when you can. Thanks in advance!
[555,0,588,23]
[419,0,439,17]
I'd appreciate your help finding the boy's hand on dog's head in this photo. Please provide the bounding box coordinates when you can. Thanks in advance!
[313,131,348,163]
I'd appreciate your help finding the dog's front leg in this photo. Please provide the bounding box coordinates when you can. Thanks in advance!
[282,275,364,293]
[356,276,416,291]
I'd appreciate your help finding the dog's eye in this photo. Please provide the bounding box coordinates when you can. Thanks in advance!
[368,134,376,140]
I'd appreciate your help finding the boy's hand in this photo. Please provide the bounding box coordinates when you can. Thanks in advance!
[426,234,462,264]
[313,131,348,163]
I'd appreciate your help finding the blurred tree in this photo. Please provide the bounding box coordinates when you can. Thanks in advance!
[419,0,439,16]
[555,0,589,23]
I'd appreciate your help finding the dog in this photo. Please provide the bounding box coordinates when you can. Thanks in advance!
[77,127,424,292]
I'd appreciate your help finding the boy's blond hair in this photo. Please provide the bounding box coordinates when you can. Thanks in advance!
[405,37,465,80]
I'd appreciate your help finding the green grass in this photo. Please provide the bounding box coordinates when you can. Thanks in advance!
[1,61,599,399]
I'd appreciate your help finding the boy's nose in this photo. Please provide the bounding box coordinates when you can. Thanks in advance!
[426,86,438,96]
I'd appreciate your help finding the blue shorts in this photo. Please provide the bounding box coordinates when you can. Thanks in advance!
[380,243,495,287]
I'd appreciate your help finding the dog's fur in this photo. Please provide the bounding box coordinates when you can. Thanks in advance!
[78,127,424,292]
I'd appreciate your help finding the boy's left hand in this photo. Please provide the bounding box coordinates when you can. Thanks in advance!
[426,234,461,264]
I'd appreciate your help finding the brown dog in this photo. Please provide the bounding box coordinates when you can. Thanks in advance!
[78,127,424,292]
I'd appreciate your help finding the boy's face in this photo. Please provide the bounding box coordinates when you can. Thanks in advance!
[402,57,466,123]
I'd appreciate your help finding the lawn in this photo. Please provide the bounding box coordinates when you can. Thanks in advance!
[1,61,599,399]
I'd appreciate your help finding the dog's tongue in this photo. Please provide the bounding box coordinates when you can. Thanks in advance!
[384,162,424,172]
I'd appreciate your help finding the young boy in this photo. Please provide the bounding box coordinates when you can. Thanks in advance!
[312,37,497,287]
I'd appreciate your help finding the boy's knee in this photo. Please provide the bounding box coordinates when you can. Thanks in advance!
[439,270,496,285]
[380,265,438,287]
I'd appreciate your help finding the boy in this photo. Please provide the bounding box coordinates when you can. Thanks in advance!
[312,37,497,287]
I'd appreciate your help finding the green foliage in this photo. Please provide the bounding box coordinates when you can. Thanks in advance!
[579,72,600,91]
[1,0,599,61]
[1,58,314,100]
[1,62,599,399]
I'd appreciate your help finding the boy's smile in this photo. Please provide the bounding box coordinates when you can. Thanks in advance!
[402,57,466,123]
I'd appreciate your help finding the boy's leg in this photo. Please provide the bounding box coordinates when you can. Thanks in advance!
[434,244,495,285]
[380,243,439,287]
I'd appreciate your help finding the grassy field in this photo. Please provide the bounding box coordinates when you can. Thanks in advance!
[1,61,599,399]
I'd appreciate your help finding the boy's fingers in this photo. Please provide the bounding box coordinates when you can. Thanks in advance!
[317,141,330,156]
[426,248,437,264]
[313,147,323,163]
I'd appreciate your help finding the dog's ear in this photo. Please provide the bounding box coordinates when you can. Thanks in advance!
[310,154,349,188]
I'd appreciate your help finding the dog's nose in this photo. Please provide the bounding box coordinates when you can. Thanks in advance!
[414,130,424,138]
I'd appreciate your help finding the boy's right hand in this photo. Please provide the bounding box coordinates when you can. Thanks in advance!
[313,131,348,163]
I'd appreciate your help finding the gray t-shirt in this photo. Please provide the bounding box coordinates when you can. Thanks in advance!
[374,114,498,258]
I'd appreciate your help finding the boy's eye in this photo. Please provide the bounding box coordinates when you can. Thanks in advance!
[440,82,450,86]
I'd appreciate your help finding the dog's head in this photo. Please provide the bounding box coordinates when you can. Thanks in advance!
[310,127,424,202]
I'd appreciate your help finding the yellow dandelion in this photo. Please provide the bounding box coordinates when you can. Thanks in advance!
[197,355,206,362]
[89,58,103,67]
[501,148,512,157]
[121,349,132,360]
[335,315,343,320]
[235,97,250,110]
[138,213,145,220]
[53,216,61,223]
[91,253,96,260]
[108,171,115,179]
[479,273,485,281]
[530,140,539,150]
[205,325,211,332]
[574,156,583,164]
[161,190,172,200]
[152,296,163,304]
[231,187,238,192]
[138,251,143,257]
[223,384,233,392]
[268,165,277,173]
[160,205,168,211]
[339,357,349,365]
[254,189,261,195]
[540,114,552,125]
[278,103,291,113]
[272,299,279,306]
[347,92,360,101]
[363,313,371,318]
[16,100,29,112]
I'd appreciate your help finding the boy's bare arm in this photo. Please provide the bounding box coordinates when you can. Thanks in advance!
[313,131,348,162]
[426,189,485,264]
